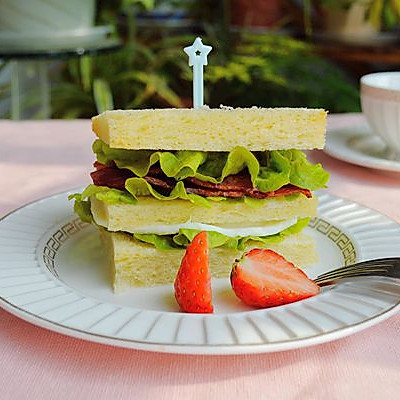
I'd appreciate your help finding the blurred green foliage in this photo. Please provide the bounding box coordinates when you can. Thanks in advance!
[50,1,360,118]
[205,33,360,112]
[51,36,189,118]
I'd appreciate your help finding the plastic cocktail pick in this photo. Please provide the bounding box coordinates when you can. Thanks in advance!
[184,37,212,109]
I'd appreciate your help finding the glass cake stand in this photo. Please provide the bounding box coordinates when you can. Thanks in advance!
[0,39,121,120]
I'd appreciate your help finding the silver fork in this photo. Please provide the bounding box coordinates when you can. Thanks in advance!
[314,258,400,286]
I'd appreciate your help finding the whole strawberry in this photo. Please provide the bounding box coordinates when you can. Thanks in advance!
[231,249,319,308]
[174,231,213,313]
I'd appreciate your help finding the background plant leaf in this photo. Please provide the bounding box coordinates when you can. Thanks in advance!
[93,79,114,113]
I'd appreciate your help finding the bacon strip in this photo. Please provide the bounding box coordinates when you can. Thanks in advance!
[185,184,311,199]
[90,162,311,199]
[143,176,175,191]
[185,172,253,191]
[91,163,131,189]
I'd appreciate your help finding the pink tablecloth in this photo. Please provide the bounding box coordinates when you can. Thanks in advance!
[0,114,399,400]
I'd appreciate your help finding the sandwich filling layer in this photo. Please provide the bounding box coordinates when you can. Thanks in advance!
[71,139,328,252]
[92,209,309,251]
[71,139,328,206]
[95,217,298,237]
[91,161,313,200]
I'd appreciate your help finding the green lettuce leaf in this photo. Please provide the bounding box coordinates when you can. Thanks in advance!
[73,184,137,204]
[124,178,211,207]
[68,184,137,223]
[132,218,310,251]
[132,233,179,250]
[92,140,329,193]
[70,195,93,223]
[256,150,291,191]
[195,147,260,185]
[93,139,207,180]
[288,150,330,190]
[172,229,240,249]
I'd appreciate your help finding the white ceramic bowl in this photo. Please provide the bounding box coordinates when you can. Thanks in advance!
[361,72,400,155]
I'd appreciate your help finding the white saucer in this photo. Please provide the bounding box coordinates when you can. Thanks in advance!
[325,126,400,173]
[0,25,113,51]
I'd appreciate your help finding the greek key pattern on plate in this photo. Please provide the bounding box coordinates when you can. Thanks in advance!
[308,217,357,265]
[43,218,88,277]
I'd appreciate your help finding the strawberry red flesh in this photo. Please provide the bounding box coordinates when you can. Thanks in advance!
[174,231,213,313]
[231,249,319,308]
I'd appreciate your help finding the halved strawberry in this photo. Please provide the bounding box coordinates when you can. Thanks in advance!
[174,231,213,313]
[231,249,319,308]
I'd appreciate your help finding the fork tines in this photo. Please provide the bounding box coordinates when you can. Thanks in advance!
[314,258,400,284]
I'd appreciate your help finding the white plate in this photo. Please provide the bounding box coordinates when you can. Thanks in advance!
[325,125,400,173]
[0,25,112,51]
[1,191,400,355]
